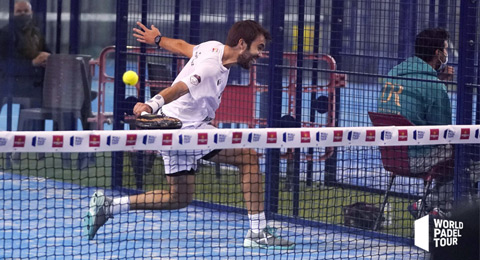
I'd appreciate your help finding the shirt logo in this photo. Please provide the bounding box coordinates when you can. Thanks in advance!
[301,131,311,143]
[430,129,439,140]
[232,132,242,144]
[398,129,408,141]
[190,74,201,85]
[162,133,173,146]
[13,135,26,147]
[365,130,375,142]
[198,133,208,145]
[267,132,277,143]
[333,131,343,142]
[52,135,64,148]
[126,134,137,146]
[89,135,101,147]
[460,128,470,140]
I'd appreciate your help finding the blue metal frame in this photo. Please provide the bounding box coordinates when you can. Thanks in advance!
[398,0,418,59]
[69,1,80,54]
[265,0,285,215]
[138,0,148,103]
[324,0,345,184]
[112,0,130,190]
[454,0,478,201]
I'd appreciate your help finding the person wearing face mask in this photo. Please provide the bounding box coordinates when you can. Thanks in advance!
[377,27,454,218]
[0,0,50,130]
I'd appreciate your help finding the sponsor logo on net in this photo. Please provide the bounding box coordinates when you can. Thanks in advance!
[415,215,463,252]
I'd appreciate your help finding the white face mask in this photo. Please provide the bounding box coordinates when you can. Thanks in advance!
[437,51,448,72]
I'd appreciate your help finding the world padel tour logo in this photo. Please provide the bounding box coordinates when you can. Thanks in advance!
[316,132,328,142]
[52,135,64,148]
[248,133,261,143]
[283,132,295,142]
[214,133,226,144]
[415,215,463,252]
[13,135,26,147]
[0,137,7,146]
[32,136,46,147]
[347,131,360,141]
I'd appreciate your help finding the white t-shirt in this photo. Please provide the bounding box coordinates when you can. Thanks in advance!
[160,41,230,127]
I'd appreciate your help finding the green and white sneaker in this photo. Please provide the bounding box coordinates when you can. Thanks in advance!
[244,226,295,250]
[83,191,113,240]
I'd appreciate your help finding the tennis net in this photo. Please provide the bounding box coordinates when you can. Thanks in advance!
[0,125,476,259]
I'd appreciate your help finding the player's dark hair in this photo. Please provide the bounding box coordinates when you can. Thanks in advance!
[225,20,271,48]
[415,27,450,63]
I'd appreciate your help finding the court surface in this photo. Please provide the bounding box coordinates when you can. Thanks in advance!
[0,171,426,259]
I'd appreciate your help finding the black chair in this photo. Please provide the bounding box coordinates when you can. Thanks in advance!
[18,54,92,131]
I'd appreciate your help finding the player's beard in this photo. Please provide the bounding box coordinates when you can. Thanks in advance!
[237,51,258,69]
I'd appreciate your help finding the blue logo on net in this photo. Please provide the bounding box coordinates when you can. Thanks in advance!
[214,134,226,143]
[248,133,261,143]
[32,136,46,147]
[69,136,83,147]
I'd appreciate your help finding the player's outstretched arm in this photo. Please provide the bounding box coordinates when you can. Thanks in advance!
[133,81,189,116]
[133,21,195,58]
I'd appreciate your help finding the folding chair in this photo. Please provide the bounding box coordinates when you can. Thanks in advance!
[368,112,453,230]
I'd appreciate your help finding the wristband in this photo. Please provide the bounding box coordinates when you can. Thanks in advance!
[145,94,165,114]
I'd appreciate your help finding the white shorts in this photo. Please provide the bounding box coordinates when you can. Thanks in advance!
[161,123,220,175]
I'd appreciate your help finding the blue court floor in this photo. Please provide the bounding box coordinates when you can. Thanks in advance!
[0,171,427,259]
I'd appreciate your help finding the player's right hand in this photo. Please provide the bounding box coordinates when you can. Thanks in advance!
[133,102,153,117]
[133,21,161,46]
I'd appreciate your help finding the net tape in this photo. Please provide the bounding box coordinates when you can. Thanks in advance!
[0,125,475,153]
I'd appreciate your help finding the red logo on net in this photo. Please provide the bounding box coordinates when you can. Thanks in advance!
[52,135,64,148]
[333,131,343,142]
[89,135,101,147]
[198,133,208,145]
[301,131,311,143]
[162,133,173,146]
[267,132,277,143]
[461,128,470,139]
[365,130,375,142]
[126,134,137,146]
[430,129,439,140]
[398,130,408,141]
[13,135,26,147]
[232,132,242,144]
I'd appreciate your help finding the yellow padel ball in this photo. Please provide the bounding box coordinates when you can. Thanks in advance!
[123,70,139,85]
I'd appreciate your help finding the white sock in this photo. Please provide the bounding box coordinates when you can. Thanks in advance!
[248,212,267,233]
[111,196,130,215]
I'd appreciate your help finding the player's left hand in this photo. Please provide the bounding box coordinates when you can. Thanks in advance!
[438,65,455,81]
[132,21,161,46]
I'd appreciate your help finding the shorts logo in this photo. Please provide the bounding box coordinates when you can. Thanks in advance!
[198,133,208,145]
[333,130,343,142]
[267,132,277,143]
[460,128,470,140]
[301,131,311,143]
[52,135,64,148]
[190,74,202,85]
[13,135,26,147]
[89,135,101,147]
[430,129,439,140]
[398,129,408,141]
[162,133,173,145]
[365,130,375,142]
[126,134,137,146]
[232,132,242,144]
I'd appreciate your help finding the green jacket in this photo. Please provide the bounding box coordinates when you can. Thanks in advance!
[377,56,452,157]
